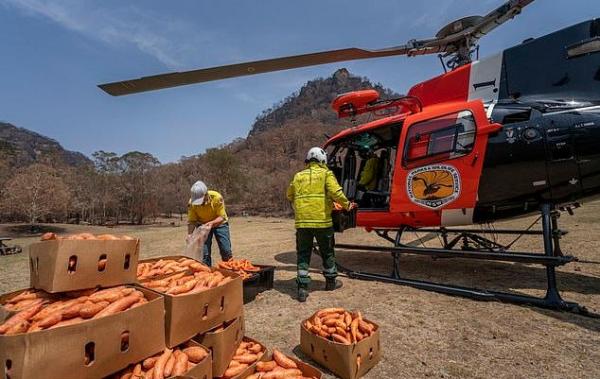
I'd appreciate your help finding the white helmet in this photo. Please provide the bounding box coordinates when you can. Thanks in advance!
[306,147,327,164]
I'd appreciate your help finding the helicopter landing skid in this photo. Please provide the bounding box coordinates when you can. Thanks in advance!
[333,203,597,317]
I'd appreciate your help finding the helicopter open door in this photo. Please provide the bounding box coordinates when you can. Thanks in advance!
[390,100,501,227]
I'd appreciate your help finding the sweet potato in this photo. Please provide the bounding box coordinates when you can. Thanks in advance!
[233,353,259,364]
[163,353,176,377]
[182,346,207,363]
[153,348,173,379]
[166,279,197,295]
[222,363,248,378]
[172,351,189,376]
[273,349,297,369]
[41,232,58,241]
[256,361,278,372]
[143,357,158,370]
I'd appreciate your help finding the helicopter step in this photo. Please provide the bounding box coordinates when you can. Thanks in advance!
[333,203,596,317]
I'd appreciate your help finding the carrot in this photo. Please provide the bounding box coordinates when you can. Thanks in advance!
[5,320,29,335]
[37,311,63,328]
[41,232,58,241]
[272,350,297,369]
[350,318,359,343]
[172,351,189,376]
[316,307,344,317]
[80,301,109,318]
[182,346,207,363]
[0,302,44,334]
[152,348,172,379]
[332,333,351,345]
[222,363,248,378]
[93,294,140,319]
[48,317,84,329]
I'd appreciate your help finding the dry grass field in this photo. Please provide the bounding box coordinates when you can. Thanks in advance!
[2,204,600,378]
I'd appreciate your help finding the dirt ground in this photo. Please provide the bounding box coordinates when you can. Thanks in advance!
[2,204,600,379]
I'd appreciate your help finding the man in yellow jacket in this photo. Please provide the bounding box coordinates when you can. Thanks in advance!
[287,147,355,302]
[187,180,233,266]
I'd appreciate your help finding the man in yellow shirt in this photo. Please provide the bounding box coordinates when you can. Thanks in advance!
[187,180,233,266]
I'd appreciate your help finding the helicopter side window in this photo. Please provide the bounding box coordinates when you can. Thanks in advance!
[404,110,476,167]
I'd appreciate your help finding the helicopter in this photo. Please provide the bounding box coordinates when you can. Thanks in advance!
[98,0,600,314]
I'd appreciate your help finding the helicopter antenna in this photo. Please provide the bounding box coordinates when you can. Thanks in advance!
[99,0,534,96]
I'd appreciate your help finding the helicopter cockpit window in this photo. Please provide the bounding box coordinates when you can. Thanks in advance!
[404,110,476,166]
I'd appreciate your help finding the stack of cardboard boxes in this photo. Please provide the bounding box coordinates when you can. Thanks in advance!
[1,240,323,379]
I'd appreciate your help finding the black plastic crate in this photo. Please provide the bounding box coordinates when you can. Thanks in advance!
[243,264,274,303]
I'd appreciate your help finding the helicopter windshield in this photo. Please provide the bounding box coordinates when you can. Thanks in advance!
[328,122,402,210]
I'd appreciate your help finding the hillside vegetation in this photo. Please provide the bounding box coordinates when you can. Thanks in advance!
[0,69,399,225]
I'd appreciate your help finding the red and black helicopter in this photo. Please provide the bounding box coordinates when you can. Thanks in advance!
[99,0,600,314]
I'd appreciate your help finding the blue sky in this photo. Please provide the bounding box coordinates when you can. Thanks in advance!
[0,0,597,163]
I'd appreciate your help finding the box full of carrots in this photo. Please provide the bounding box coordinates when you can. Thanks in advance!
[300,307,381,379]
[29,232,140,293]
[193,316,245,377]
[106,340,212,379]
[137,256,244,347]
[0,285,165,379]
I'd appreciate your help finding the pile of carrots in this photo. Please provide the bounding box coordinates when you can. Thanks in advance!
[304,307,376,345]
[141,270,233,295]
[137,257,211,281]
[0,286,147,335]
[109,344,208,379]
[247,350,317,379]
[41,232,136,241]
[221,339,265,378]
[217,259,260,280]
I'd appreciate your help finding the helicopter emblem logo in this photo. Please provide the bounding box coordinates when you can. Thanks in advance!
[406,164,461,209]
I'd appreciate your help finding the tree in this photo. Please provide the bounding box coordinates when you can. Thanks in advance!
[118,151,160,224]
[2,164,71,224]
[92,150,120,224]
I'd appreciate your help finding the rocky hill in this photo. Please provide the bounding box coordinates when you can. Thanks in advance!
[0,122,91,168]
[249,68,400,136]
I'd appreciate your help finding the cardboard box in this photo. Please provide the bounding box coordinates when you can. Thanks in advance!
[0,286,165,379]
[216,337,267,379]
[300,314,381,379]
[142,268,243,347]
[194,316,245,377]
[107,340,212,379]
[29,239,140,293]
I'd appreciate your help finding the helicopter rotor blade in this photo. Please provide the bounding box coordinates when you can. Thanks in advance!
[98,45,410,96]
[98,0,535,96]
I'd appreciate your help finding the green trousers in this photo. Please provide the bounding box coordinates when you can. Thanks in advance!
[296,227,337,288]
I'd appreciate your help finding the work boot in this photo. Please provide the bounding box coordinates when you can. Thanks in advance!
[297,287,309,302]
[325,278,343,291]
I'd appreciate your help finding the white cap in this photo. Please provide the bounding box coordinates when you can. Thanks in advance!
[190,181,208,205]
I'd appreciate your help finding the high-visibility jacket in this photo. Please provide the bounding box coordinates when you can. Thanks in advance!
[286,162,351,229]
[359,157,380,191]
[188,190,228,224]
